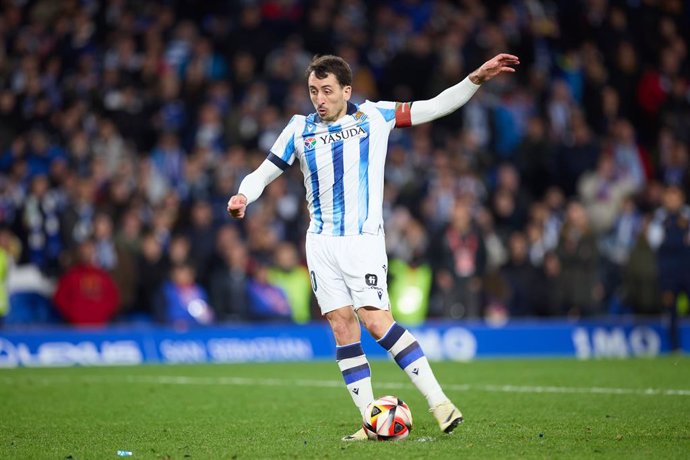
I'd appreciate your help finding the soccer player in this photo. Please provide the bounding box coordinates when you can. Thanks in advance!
[228,52,519,440]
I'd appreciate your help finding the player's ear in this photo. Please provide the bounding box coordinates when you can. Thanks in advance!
[342,85,352,101]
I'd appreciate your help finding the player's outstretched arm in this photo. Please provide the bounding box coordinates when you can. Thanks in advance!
[397,53,519,127]
[226,159,283,219]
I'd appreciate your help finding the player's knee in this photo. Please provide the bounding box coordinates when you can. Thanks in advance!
[359,309,394,340]
[330,320,351,340]
[326,309,359,343]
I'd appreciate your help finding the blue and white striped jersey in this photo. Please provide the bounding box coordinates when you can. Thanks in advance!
[267,100,399,236]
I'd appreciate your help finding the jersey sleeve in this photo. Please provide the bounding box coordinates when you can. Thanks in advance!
[267,116,299,170]
[367,100,408,130]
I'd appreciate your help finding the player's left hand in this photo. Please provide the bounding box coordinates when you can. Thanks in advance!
[469,53,520,85]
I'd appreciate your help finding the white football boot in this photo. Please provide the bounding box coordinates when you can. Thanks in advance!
[431,401,463,433]
[341,427,369,441]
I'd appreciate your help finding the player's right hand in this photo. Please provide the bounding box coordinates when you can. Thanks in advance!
[227,194,248,219]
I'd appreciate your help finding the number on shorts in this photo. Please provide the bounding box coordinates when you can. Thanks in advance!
[310,270,318,292]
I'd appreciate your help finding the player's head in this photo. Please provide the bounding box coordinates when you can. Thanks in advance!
[306,55,352,122]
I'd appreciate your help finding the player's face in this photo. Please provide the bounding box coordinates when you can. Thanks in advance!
[307,72,352,122]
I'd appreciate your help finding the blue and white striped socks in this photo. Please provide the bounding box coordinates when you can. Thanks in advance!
[336,342,374,416]
[377,322,448,408]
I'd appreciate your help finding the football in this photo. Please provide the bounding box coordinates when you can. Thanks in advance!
[362,396,413,441]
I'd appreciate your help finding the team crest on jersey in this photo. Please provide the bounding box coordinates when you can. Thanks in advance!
[354,111,367,121]
[304,137,317,150]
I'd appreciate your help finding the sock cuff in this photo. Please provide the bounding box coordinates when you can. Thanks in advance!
[377,322,406,351]
[336,341,364,360]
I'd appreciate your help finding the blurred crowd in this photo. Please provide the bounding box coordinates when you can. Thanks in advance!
[0,0,689,329]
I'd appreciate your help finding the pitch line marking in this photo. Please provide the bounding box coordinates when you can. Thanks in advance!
[1,375,690,397]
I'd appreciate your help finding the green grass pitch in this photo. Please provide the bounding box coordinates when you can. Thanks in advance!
[1,357,689,459]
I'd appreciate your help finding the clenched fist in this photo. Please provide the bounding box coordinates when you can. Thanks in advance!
[227,194,248,219]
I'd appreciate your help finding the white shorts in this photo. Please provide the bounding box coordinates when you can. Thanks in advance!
[305,231,390,315]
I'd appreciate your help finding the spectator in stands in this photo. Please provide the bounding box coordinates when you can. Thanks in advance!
[547,80,576,144]
[611,119,651,192]
[525,218,547,268]
[150,204,177,250]
[422,159,461,232]
[166,233,191,270]
[491,187,522,245]
[179,152,212,204]
[112,209,141,317]
[92,213,117,271]
[554,112,600,197]
[428,199,486,319]
[5,264,57,326]
[246,259,291,322]
[0,137,27,176]
[475,207,508,272]
[495,163,530,226]
[556,201,601,317]
[53,238,120,325]
[91,119,127,177]
[25,130,65,179]
[599,195,643,309]
[267,242,312,324]
[209,242,250,323]
[500,231,541,317]
[60,176,96,251]
[192,103,225,155]
[658,134,688,187]
[647,185,690,351]
[15,174,62,275]
[515,116,556,199]
[184,200,217,286]
[156,262,214,326]
[622,215,659,315]
[151,132,186,193]
[0,226,19,323]
[636,46,683,143]
[609,41,639,121]
[185,37,228,82]
[100,173,136,224]
[578,153,637,234]
[134,231,168,321]
[0,90,20,150]
[388,218,434,326]
[538,251,566,316]
[542,187,566,249]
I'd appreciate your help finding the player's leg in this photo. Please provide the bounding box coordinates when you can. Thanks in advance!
[359,309,445,407]
[343,232,463,434]
[325,306,375,416]
[305,233,373,441]
[357,307,463,433]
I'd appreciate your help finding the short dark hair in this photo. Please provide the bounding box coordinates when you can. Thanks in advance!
[305,55,352,87]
